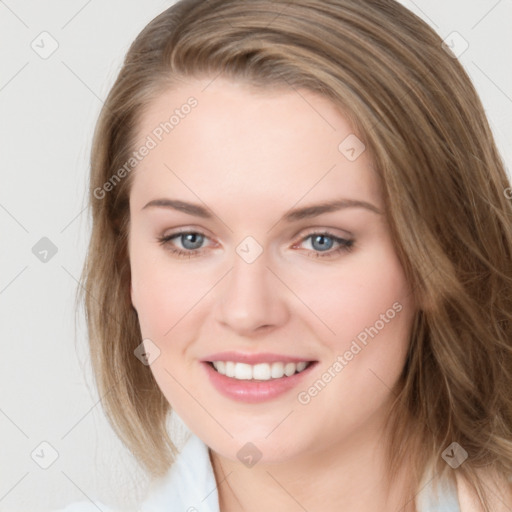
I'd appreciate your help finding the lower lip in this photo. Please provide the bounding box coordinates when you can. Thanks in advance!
[202,361,317,403]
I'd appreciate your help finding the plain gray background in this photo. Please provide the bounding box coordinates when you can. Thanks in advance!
[1,1,511,511]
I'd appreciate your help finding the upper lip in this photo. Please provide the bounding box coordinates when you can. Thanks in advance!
[202,351,317,365]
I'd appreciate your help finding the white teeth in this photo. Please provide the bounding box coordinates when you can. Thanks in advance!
[253,363,271,380]
[284,362,296,376]
[214,361,226,374]
[235,363,252,380]
[296,361,307,372]
[271,362,285,379]
[225,361,236,378]
[211,361,311,380]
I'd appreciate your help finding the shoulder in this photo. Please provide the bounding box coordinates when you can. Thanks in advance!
[53,500,116,512]
[456,468,512,512]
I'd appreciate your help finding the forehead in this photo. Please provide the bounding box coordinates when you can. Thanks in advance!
[130,77,382,213]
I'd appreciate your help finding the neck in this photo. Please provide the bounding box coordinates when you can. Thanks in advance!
[209,404,417,512]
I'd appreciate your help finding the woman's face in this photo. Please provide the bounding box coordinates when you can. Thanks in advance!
[128,77,417,463]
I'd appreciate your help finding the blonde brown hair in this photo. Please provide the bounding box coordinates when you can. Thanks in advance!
[78,0,512,509]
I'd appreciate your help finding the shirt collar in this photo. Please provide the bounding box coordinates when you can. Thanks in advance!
[140,431,220,512]
[140,430,460,512]
[415,461,461,512]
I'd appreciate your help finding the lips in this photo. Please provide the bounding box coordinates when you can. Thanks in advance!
[201,351,318,403]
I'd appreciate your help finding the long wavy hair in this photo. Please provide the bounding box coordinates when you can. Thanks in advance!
[77,0,512,509]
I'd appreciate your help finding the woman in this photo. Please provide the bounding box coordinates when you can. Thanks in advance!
[58,0,512,510]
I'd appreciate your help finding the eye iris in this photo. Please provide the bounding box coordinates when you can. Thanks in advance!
[311,235,333,251]
[182,233,204,250]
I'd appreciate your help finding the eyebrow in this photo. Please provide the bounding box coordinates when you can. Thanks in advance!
[142,197,382,221]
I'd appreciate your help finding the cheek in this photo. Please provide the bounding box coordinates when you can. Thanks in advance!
[130,246,222,350]
[314,250,414,405]
[291,244,412,346]
[130,245,193,339]
[291,243,415,417]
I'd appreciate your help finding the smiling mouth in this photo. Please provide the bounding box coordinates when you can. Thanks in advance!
[207,360,316,381]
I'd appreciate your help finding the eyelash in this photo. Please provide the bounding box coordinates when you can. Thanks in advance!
[156,230,355,260]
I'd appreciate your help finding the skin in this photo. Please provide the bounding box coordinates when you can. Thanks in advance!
[129,76,419,511]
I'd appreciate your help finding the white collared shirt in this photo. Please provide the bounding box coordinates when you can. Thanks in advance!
[55,431,460,512]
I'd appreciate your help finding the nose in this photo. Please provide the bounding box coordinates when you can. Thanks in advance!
[213,249,290,336]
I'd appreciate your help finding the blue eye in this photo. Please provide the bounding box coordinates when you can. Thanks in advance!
[157,230,354,259]
[176,232,205,251]
[157,231,209,258]
[298,232,354,259]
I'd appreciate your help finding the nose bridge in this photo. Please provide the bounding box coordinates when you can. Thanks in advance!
[230,248,269,297]
[214,243,288,333]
